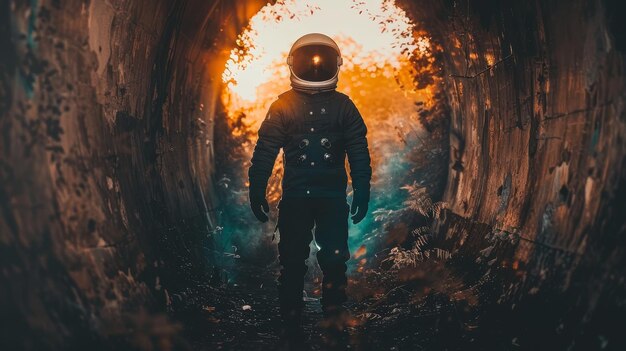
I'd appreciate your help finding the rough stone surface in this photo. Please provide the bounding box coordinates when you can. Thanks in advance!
[400,0,626,347]
[1,1,266,349]
[1,0,625,350]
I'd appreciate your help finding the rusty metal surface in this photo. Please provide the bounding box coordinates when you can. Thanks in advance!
[0,1,268,349]
[1,0,624,349]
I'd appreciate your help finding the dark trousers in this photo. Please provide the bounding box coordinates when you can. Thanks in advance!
[276,197,350,315]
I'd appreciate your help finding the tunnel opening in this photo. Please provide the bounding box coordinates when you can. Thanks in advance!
[2,0,626,350]
[210,0,449,280]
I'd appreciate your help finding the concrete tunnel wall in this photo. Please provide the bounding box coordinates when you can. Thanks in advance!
[1,0,268,348]
[1,0,625,349]
[399,0,626,342]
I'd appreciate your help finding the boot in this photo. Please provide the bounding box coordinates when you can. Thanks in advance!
[320,303,352,334]
[322,304,348,319]
[319,304,351,349]
[279,307,305,349]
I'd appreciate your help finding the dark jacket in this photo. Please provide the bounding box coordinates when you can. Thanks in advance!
[248,89,371,199]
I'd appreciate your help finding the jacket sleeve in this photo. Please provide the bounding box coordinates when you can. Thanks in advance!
[248,101,288,196]
[342,98,372,197]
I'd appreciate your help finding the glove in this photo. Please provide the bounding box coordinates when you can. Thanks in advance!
[350,189,369,224]
[249,189,269,223]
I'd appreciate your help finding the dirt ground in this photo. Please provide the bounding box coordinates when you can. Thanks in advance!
[171,258,482,351]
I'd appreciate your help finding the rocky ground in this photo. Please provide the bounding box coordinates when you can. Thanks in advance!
[169,257,485,351]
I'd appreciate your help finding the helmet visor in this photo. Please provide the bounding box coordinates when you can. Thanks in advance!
[291,45,339,82]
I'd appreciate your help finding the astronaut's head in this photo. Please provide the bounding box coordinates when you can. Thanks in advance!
[287,33,342,94]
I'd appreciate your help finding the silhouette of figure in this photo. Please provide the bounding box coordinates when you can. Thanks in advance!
[248,33,371,342]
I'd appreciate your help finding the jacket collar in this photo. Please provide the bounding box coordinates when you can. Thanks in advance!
[290,88,336,103]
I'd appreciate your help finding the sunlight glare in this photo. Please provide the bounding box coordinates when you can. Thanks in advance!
[220,0,439,205]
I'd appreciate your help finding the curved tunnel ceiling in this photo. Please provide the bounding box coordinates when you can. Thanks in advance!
[0,0,625,349]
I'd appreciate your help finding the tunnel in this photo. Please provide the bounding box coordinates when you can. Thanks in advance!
[1,0,625,350]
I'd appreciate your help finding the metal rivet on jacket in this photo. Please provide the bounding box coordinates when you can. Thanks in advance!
[323,153,334,164]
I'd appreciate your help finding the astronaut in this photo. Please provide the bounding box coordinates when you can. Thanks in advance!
[248,33,372,332]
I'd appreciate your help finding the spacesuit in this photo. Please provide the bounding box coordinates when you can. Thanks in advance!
[248,33,372,329]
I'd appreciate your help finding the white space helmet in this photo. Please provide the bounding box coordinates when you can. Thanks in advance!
[287,33,343,93]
